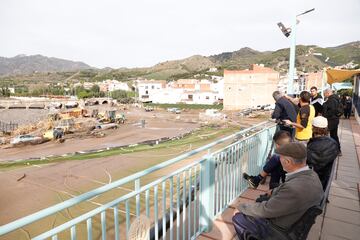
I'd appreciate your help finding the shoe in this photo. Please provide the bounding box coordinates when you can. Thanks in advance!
[243,173,261,189]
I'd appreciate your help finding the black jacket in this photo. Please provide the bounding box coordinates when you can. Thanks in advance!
[310,94,323,116]
[323,94,340,120]
[307,136,339,189]
[271,97,297,122]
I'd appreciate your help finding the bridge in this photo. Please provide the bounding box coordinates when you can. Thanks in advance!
[0,119,359,240]
[0,97,112,109]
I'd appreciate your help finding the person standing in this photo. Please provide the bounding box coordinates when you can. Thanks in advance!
[322,89,342,154]
[310,86,323,116]
[284,91,315,143]
[344,95,352,119]
[271,91,297,137]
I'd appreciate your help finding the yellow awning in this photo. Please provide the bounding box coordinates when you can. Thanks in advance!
[326,69,360,84]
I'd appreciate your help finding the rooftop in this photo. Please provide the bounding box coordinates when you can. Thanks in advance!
[224,64,278,75]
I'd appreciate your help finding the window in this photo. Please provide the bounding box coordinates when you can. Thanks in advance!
[152,85,155,89]
[145,90,148,94]
[188,94,193,100]
[206,96,209,100]
[145,86,148,89]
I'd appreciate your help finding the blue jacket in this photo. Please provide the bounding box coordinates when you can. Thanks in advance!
[271,97,297,122]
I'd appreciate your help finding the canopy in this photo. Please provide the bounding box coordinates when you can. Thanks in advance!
[326,69,360,84]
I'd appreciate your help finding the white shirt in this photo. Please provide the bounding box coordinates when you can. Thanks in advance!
[286,165,310,178]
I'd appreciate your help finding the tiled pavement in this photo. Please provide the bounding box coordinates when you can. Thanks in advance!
[197,119,360,240]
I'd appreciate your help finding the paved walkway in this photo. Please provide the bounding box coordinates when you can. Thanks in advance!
[197,119,360,240]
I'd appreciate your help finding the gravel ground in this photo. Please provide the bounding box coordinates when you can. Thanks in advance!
[0,109,49,126]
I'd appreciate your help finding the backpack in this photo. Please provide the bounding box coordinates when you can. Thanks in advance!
[336,98,344,117]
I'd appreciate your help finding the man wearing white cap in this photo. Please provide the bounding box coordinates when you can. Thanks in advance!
[307,116,339,189]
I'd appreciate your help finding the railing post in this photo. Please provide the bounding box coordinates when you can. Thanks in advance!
[135,178,140,217]
[200,152,215,232]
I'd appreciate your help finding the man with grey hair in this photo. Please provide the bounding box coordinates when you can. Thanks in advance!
[322,88,342,154]
[232,142,323,239]
[271,91,298,137]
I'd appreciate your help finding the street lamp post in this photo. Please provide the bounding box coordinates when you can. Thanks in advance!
[278,8,315,95]
[287,16,298,95]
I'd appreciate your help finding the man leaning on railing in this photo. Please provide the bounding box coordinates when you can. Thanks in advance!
[232,142,323,240]
[271,91,298,138]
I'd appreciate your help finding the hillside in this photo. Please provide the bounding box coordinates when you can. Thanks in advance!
[0,54,92,76]
[1,41,359,85]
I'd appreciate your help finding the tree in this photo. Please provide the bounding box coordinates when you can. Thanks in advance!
[0,87,11,97]
[90,85,100,96]
[111,90,128,100]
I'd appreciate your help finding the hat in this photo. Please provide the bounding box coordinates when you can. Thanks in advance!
[275,142,306,160]
[312,116,328,128]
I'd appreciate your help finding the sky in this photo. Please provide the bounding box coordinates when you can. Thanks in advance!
[0,0,359,68]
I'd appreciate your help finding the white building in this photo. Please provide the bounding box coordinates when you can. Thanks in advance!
[137,80,167,102]
[83,82,95,90]
[137,79,223,105]
[181,91,220,105]
[151,88,184,104]
[96,80,131,92]
[210,78,224,100]
[8,87,15,94]
[208,67,218,72]
[103,80,130,92]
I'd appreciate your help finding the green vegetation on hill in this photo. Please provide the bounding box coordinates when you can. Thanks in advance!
[1,41,359,91]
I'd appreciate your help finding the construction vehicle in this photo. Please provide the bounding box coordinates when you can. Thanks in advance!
[48,113,61,121]
[43,128,65,143]
[116,113,126,124]
[56,117,75,133]
[98,110,125,124]
[145,106,154,112]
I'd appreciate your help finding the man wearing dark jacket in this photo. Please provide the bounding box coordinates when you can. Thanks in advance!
[322,89,341,154]
[344,95,352,119]
[310,86,323,116]
[232,143,323,240]
[271,91,298,137]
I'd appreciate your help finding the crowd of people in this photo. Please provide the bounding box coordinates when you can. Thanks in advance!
[232,87,351,240]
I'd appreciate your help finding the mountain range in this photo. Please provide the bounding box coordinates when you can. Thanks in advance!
[0,41,359,80]
[0,54,91,76]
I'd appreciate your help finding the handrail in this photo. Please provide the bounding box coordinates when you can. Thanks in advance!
[0,120,273,235]
[33,158,206,240]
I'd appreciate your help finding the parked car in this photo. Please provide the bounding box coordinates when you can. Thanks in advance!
[264,104,275,110]
[145,106,154,112]
[10,135,43,145]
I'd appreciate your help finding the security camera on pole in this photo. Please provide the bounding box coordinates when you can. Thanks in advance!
[277,8,315,96]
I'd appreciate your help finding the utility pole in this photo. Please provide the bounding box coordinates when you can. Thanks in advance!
[278,8,315,95]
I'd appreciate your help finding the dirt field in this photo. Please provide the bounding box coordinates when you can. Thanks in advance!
[0,109,49,126]
[0,107,201,161]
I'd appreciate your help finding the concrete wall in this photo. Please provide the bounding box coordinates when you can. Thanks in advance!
[223,71,279,110]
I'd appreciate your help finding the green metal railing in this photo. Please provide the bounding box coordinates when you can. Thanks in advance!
[0,121,276,240]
